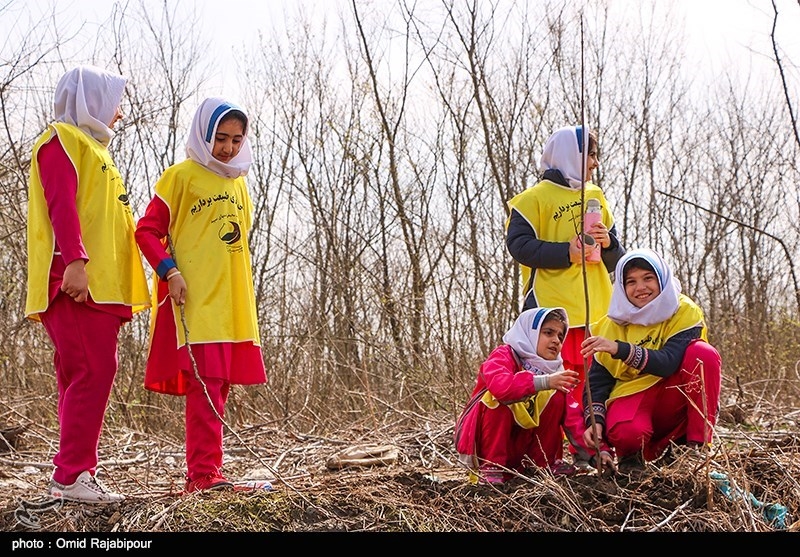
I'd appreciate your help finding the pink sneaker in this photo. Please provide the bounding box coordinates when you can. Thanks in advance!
[549,459,577,476]
[479,466,506,484]
[184,473,234,494]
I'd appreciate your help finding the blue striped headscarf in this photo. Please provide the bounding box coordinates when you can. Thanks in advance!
[502,307,568,375]
[185,97,252,178]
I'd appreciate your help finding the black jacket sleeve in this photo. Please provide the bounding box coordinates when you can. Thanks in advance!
[506,209,571,270]
[613,327,703,378]
[601,223,625,273]
[583,326,704,427]
[583,360,616,427]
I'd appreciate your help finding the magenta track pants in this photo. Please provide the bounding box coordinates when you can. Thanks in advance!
[40,293,123,485]
[605,340,722,461]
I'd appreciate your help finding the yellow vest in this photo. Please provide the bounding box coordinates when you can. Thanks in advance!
[481,389,556,429]
[151,159,260,346]
[593,294,707,403]
[506,181,614,325]
[26,123,150,320]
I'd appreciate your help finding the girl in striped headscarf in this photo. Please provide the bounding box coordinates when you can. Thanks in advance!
[136,97,267,493]
[455,307,613,483]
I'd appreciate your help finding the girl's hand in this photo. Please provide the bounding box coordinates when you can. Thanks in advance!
[591,450,616,476]
[569,235,599,265]
[62,259,89,303]
[549,369,580,393]
[583,423,604,448]
[167,272,187,306]
[581,335,618,358]
[586,220,611,248]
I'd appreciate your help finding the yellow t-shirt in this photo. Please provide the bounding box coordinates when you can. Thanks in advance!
[150,159,261,347]
[481,389,556,429]
[593,294,707,403]
[506,180,614,325]
[26,122,150,320]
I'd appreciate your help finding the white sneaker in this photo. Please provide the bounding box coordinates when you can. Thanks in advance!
[49,471,125,504]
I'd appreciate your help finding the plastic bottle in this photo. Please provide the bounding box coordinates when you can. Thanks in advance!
[583,199,602,262]
[234,480,274,492]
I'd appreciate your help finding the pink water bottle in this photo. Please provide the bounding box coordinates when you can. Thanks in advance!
[583,199,602,262]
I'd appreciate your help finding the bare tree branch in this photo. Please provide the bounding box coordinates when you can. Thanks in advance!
[770,0,800,149]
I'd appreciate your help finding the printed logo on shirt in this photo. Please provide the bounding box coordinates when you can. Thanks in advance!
[218,219,243,253]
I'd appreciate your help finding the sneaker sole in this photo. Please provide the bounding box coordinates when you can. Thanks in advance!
[51,493,123,504]
[183,482,234,494]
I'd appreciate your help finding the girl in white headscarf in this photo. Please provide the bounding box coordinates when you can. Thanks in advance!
[136,97,267,493]
[505,126,625,406]
[581,248,722,469]
[27,65,150,503]
[454,307,612,484]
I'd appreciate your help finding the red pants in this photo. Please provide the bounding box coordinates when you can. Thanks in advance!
[605,340,722,461]
[472,390,593,472]
[185,374,230,481]
[562,327,593,455]
[561,326,592,408]
[40,293,123,485]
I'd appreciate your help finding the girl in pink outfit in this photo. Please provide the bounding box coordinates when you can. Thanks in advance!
[581,248,722,468]
[26,65,151,503]
[135,97,267,493]
[454,307,612,483]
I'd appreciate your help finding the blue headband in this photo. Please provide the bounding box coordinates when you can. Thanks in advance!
[531,308,549,330]
[205,103,236,143]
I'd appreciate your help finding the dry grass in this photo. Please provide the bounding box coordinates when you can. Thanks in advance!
[1,399,798,533]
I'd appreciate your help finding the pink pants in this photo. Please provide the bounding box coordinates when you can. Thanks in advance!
[185,374,230,481]
[606,340,722,461]
[40,293,123,485]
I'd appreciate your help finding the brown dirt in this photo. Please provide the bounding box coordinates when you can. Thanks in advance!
[1,409,798,533]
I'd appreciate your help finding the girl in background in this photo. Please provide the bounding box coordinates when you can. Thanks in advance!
[506,126,625,402]
[27,65,150,503]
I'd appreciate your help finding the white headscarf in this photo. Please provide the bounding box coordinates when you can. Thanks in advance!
[53,65,127,146]
[186,97,253,178]
[502,307,568,375]
[537,125,592,190]
[607,248,682,326]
